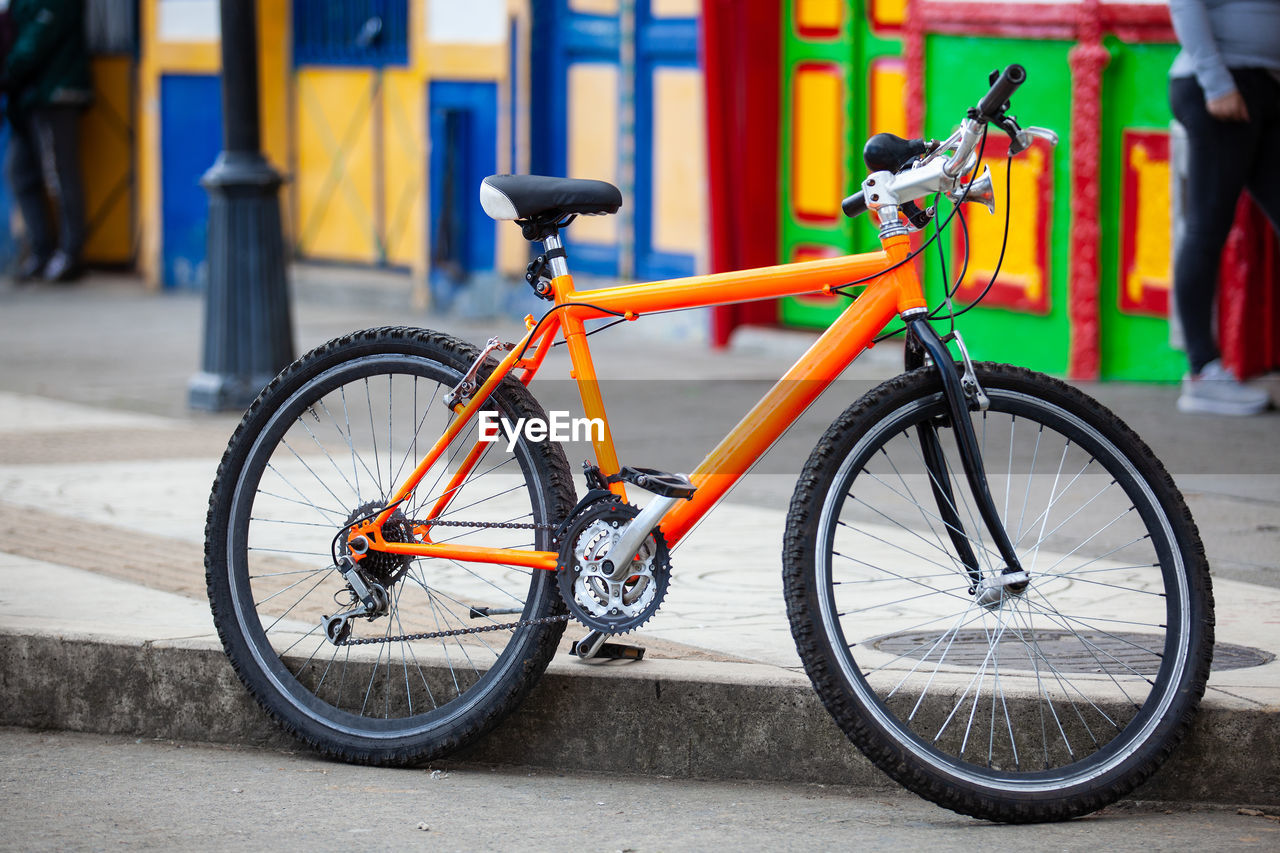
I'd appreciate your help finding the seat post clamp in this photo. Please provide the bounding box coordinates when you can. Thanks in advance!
[524,247,568,301]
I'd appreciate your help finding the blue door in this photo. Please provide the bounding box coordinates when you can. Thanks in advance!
[429,81,498,310]
[531,0,621,276]
[634,1,699,280]
[160,75,223,290]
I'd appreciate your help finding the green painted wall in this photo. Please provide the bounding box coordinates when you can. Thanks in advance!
[922,35,1074,376]
[779,4,901,329]
[775,26,1187,382]
[1099,38,1182,381]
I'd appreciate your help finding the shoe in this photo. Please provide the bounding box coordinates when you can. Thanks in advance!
[14,253,48,281]
[41,251,82,283]
[1177,359,1270,416]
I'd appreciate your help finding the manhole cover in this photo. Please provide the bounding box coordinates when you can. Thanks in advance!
[872,630,1272,676]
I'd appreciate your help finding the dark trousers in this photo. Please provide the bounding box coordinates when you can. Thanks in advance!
[1170,69,1280,374]
[5,105,87,262]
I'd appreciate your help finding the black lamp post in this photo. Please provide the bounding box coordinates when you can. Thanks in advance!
[188,0,294,411]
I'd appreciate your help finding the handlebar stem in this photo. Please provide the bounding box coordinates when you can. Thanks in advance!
[942,118,985,177]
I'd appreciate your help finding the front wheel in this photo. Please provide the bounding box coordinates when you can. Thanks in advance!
[783,363,1213,822]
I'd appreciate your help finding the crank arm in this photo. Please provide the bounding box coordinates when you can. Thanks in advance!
[905,316,1023,576]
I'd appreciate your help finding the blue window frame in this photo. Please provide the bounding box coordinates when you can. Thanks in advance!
[293,1,409,67]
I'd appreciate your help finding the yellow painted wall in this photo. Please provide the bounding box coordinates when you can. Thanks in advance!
[80,56,135,265]
[382,70,426,269]
[793,65,843,221]
[651,0,699,16]
[869,60,907,138]
[964,145,1047,305]
[651,66,706,257]
[135,0,704,293]
[1125,141,1171,305]
[567,63,620,246]
[294,70,381,264]
[796,0,842,32]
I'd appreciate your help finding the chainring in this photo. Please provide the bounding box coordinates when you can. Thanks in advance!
[556,497,671,634]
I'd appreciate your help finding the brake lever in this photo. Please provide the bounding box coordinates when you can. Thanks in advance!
[999,112,1060,156]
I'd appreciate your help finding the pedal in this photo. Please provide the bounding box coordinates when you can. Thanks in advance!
[607,466,696,500]
[571,630,646,661]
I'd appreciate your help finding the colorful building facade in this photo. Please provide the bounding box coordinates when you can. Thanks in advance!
[7,1,1275,382]
[130,0,707,307]
[758,0,1278,381]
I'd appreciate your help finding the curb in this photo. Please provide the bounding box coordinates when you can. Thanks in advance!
[3,629,1278,806]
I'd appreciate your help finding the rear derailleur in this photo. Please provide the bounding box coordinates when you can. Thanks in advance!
[321,556,390,645]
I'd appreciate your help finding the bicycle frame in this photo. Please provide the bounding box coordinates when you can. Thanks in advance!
[356,231,928,571]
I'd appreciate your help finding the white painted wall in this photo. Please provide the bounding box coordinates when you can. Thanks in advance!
[427,0,506,45]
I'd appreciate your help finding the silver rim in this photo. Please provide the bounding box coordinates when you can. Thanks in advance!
[814,387,1190,790]
[225,354,553,739]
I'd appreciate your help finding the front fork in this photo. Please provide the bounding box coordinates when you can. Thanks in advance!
[904,316,1028,601]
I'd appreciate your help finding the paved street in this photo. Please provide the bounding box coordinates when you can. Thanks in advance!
[2,728,1278,852]
[1,273,1278,843]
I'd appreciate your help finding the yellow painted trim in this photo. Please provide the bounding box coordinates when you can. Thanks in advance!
[869,60,907,138]
[793,65,843,221]
[151,41,220,72]
[1125,143,1172,302]
[426,44,507,80]
[797,0,842,32]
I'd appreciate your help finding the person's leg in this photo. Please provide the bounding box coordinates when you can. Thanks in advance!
[31,106,87,280]
[1170,75,1255,374]
[1240,70,1280,235]
[4,115,56,275]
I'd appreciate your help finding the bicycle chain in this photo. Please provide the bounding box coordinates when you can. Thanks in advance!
[337,613,570,646]
[334,516,564,646]
[411,518,558,532]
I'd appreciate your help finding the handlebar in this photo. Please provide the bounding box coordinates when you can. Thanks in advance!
[842,191,867,218]
[976,64,1026,121]
[840,64,1030,219]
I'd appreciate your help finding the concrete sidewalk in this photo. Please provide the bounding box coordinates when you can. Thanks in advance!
[1,272,1278,808]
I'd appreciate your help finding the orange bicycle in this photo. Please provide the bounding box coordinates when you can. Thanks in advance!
[205,66,1213,822]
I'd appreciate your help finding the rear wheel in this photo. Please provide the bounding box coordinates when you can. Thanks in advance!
[205,327,575,765]
[784,363,1213,822]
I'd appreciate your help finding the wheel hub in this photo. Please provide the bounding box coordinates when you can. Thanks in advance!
[343,501,416,587]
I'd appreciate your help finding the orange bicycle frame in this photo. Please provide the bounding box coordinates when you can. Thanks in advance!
[355,232,926,570]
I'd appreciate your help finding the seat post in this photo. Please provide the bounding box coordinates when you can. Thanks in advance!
[540,230,570,279]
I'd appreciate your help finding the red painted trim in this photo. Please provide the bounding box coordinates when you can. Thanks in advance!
[911,0,1173,43]
[953,135,1053,314]
[868,0,905,35]
[703,0,783,346]
[794,0,842,39]
[1118,130,1170,317]
[904,6,925,138]
[1066,8,1108,380]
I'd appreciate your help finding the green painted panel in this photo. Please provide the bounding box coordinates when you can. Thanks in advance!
[921,35,1073,375]
[1099,38,1184,381]
[779,3,904,330]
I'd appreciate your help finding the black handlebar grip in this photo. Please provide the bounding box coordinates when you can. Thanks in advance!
[842,191,868,218]
[976,64,1026,120]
